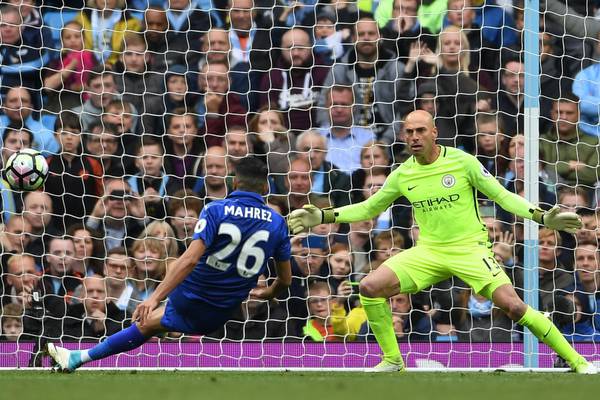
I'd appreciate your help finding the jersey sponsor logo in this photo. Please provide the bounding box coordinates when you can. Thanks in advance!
[412,194,460,212]
[408,185,417,191]
[442,174,455,188]
[481,165,492,177]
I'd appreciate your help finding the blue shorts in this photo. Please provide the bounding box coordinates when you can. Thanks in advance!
[160,287,239,334]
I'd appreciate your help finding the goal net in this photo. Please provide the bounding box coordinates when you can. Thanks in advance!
[0,0,599,370]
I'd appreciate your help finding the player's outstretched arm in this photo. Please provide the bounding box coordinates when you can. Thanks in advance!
[469,157,582,233]
[133,239,206,325]
[250,260,292,301]
[288,172,402,234]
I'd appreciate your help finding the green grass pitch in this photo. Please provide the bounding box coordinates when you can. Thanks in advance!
[2,371,599,400]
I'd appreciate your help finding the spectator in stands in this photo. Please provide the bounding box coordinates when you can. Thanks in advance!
[2,254,38,307]
[63,276,129,340]
[0,4,51,110]
[318,15,410,143]
[347,218,374,275]
[163,0,218,64]
[444,0,500,89]
[575,208,599,246]
[128,237,168,313]
[7,0,40,28]
[573,30,600,137]
[573,241,600,332]
[143,6,184,72]
[410,26,478,151]
[22,191,59,260]
[498,55,524,137]
[227,0,285,73]
[318,86,375,174]
[456,288,514,342]
[66,224,104,277]
[103,246,135,311]
[554,291,600,341]
[1,124,33,167]
[361,172,393,231]
[351,141,391,203]
[43,21,96,113]
[502,134,556,209]
[163,109,204,186]
[74,0,142,65]
[284,157,312,211]
[101,100,140,150]
[372,230,404,262]
[84,122,133,178]
[192,146,232,201]
[475,113,508,178]
[196,60,247,147]
[0,86,58,154]
[312,9,347,65]
[72,66,123,132]
[213,274,289,340]
[535,228,574,310]
[42,236,82,301]
[224,126,252,174]
[142,64,194,136]
[248,106,292,175]
[558,187,590,213]
[294,129,350,208]
[259,28,329,132]
[285,234,329,319]
[137,220,179,261]
[45,111,104,228]
[167,189,202,255]
[327,242,354,304]
[5,253,64,340]
[540,94,600,188]
[113,32,164,125]
[86,178,145,251]
[127,136,183,220]
[301,280,365,341]
[0,303,22,341]
[0,215,32,255]
[379,0,437,65]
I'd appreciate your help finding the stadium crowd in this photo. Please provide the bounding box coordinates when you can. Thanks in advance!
[1,0,600,345]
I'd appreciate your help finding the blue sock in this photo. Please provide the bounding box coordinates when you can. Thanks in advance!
[87,324,149,361]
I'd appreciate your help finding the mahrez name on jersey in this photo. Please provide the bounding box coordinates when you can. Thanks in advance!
[224,205,273,222]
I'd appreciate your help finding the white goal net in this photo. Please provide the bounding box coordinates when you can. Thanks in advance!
[0,0,599,369]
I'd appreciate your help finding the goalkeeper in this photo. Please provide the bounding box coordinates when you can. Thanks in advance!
[289,110,596,373]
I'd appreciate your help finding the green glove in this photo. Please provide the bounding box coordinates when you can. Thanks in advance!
[532,205,582,234]
[287,204,336,235]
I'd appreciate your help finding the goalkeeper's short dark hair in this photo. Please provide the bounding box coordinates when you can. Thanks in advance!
[235,156,268,192]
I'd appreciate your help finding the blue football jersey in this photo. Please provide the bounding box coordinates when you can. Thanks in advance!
[178,190,291,308]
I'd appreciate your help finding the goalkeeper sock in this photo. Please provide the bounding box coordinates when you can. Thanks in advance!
[359,294,402,363]
[84,324,149,363]
[517,306,582,366]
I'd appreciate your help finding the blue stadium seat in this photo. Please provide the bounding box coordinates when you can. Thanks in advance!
[43,10,79,44]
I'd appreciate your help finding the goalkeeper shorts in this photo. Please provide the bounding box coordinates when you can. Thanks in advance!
[160,286,239,334]
[385,243,512,300]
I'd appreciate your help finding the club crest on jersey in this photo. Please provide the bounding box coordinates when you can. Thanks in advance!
[442,174,455,188]
[481,165,492,177]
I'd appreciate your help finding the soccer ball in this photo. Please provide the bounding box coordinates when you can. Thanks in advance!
[4,148,49,191]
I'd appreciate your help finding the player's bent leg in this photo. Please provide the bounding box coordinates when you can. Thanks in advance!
[359,265,404,372]
[47,307,167,372]
[491,284,597,374]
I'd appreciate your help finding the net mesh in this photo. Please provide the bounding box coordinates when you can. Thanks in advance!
[0,0,599,368]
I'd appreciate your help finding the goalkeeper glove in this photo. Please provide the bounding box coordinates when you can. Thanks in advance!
[532,205,582,234]
[287,204,336,235]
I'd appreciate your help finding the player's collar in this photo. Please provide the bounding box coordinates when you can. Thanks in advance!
[228,190,265,203]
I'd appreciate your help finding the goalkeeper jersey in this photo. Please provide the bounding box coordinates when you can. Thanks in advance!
[336,146,536,247]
